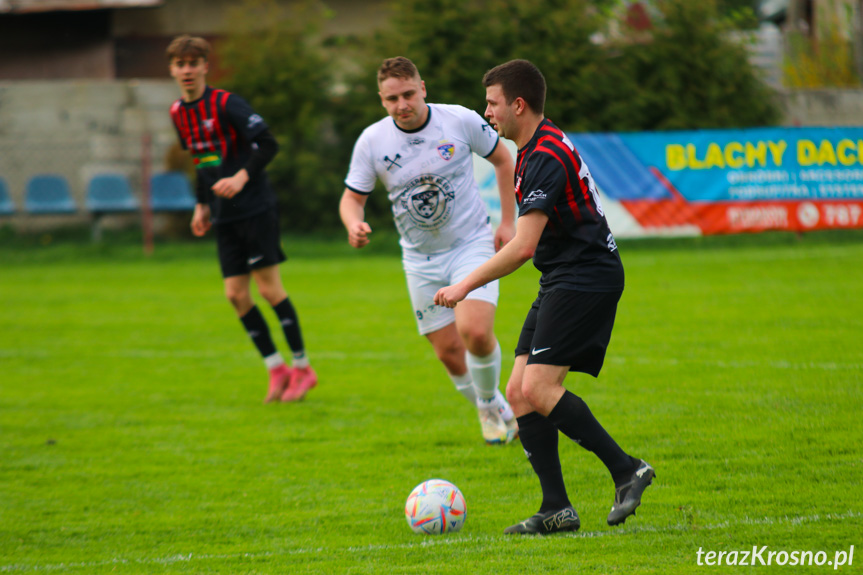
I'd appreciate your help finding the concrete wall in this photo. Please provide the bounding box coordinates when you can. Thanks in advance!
[781,89,863,126]
[0,80,178,226]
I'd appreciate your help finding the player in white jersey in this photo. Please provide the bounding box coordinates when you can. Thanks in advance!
[340,57,518,444]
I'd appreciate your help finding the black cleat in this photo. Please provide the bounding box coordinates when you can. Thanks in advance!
[607,459,655,526]
[504,506,581,535]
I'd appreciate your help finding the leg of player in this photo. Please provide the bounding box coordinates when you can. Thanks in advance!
[225,274,292,403]
[503,356,580,535]
[455,300,517,444]
[427,322,511,445]
[547,389,653,526]
[252,264,317,402]
[523,363,654,527]
[425,323,473,402]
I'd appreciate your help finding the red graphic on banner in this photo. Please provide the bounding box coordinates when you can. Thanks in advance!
[618,167,863,234]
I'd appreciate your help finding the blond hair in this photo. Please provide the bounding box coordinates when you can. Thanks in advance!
[377,56,420,85]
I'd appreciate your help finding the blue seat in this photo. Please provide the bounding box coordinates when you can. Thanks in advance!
[149,172,196,211]
[0,178,14,215]
[86,174,139,213]
[25,175,77,214]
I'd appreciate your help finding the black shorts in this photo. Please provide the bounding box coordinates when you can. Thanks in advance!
[215,209,286,278]
[515,288,622,377]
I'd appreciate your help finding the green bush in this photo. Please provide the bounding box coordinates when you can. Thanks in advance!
[220,0,781,233]
[219,0,380,234]
[373,0,780,131]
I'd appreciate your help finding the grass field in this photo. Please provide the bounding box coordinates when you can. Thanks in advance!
[1,230,861,573]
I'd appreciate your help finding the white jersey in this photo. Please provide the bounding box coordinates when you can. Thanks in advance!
[345,103,500,254]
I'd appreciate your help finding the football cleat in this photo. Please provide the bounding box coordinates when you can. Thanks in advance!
[281,366,318,402]
[478,394,519,445]
[504,506,581,535]
[607,459,655,526]
[478,403,508,444]
[265,364,293,403]
[503,415,519,444]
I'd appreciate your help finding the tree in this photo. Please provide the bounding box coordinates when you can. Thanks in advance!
[219,0,369,232]
[218,0,781,233]
[372,0,780,131]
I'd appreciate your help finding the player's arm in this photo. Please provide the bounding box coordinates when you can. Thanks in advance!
[486,143,516,251]
[191,202,211,237]
[434,209,548,308]
[339,188,373,248]
[212,129,278,198]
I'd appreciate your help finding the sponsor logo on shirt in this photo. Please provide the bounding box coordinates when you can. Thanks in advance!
[247,114,263,129]
[407,137,426,146]
[524,189,547,204]
[437,142,455,161]
[192,151,222,168]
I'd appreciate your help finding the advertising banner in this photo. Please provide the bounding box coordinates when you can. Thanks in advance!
[568,127,863,237]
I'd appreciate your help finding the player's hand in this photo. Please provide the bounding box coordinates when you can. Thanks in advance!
[494,220,516,252]
[212,170,249,198]
[434,283,469,309]
[190,204,211,237]
[347,222,373,249]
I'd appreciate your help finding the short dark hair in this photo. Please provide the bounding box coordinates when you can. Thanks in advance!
[166,35,210,62]
[377,56,420,85]
[482,59,546,115]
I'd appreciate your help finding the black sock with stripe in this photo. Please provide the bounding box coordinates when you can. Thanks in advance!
[547,390,639,486]
[240,305,277,359]
[272,297,305,355]
[517,411,571,513]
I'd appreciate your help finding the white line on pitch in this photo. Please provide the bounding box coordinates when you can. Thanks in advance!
[1,510,860,572]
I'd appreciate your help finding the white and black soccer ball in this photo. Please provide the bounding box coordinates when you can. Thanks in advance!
[404,479,466,534]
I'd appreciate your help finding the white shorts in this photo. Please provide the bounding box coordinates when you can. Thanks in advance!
[403,233,500,335]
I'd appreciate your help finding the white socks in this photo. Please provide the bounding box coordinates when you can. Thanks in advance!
[449,371,478,405]
[264,353,285,370]
[466,342,502,401]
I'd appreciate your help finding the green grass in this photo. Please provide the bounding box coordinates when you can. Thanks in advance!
[1,231,861,573]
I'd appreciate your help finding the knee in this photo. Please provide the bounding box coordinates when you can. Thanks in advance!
[224,284,252,311]
[435,339,465,372]
[504,378,522,406]
[257,284,286,305]
[505,376,534,414]
[461,327,496,356]
[519,377,542,408]
[435,339,462,364]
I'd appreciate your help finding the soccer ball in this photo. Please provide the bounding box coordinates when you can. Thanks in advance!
[404,479,466,534]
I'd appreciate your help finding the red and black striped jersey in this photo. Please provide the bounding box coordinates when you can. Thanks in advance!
[169,86,276,223]
[515,118,624,292]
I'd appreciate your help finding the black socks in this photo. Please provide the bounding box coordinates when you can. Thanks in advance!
[240,305,277,358]
[272,298,305,355]
[548,390,639,485]
[517,412,571,513]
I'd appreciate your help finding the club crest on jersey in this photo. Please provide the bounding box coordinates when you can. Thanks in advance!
[202,118,215,133]
[437,142,455,161]
[412,190,440,218]
[400,174,455,231]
